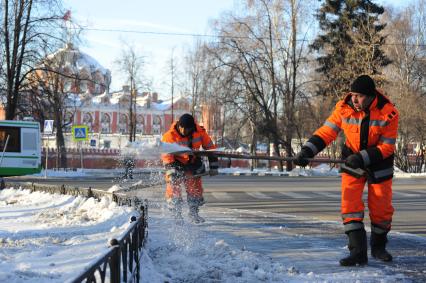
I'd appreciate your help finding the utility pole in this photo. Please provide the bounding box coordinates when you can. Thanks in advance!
[132,85,137,142]
[170,48,175,122]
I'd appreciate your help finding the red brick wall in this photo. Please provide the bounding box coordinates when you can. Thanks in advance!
[42,148,162,169]
[112,112,118,133]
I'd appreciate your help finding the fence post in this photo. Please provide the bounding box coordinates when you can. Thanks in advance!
[133,220,141,283]
[109,238,121,283]
[87,187,94,198]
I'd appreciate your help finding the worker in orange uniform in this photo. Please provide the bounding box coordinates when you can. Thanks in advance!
[294,75,398,266]
[161,113,219,224]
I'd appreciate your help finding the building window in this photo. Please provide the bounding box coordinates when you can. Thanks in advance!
[82,113,93,132]
[119,114,128,134]
[152,115,162,135]
[136,115,144,134]
[101,113,111,134]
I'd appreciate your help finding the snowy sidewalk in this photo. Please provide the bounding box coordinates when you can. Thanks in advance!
[0,188,138,283]
[137,186,426,282]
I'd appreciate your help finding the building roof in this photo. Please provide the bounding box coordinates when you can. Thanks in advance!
[46,43,110,77]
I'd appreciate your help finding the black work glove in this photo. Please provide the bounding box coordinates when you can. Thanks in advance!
[185,157,206,175]
[165,161,185,181]
[293,147,314,167]
[345,153,364,169]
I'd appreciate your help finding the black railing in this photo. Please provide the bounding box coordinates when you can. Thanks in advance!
[14,182,149,283]
[69,206,148,283]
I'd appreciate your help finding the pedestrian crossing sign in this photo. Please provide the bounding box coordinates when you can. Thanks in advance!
[44,120,54,134]
[72,125,89,141]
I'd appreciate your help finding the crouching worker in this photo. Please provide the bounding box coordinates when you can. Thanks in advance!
[161,113,219,224]
[294,75,398,266]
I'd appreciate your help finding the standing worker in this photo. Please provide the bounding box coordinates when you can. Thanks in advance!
[161,113,219,223]
[294,75,398,266]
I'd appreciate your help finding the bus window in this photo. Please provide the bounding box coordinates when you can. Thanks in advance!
[0,127,21,152]
[22,131,38,151]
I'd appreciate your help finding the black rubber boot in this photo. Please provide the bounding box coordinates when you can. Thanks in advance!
[371,232,393,262]
[188,205,205,224]
[167,198,184,225]
[187,196,205,224]
[340,229,368,266]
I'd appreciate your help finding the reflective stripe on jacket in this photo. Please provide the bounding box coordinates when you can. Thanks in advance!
[161,121,217,166]
[304,90,399,183]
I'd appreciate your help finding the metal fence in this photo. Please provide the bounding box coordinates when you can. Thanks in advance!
[69,206,148,283]
[16,182,149,283]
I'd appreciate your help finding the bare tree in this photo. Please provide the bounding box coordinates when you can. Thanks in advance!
[195,0,313,171]
[1,0,65,119]
[383,1,426,172]
[26,42,107,168]
[184,41,205,115]
[115,42,145,142]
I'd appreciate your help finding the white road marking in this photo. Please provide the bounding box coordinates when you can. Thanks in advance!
[210,192,234,200]
[278,191,312,199]
[246,192,274,199]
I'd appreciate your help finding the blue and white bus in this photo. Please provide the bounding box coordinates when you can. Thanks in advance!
[0,120,41,177]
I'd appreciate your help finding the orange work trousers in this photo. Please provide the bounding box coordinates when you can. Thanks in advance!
[341,173,394,230]
[165,171,203,200]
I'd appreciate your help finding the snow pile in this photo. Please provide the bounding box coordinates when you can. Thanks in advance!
[394,166,426,178]
[235,146,249,153]
[32,169,89,178]
[107,185,122,192]
[0,188,137,283]
[220,164,340,177]
[291,163,340,177]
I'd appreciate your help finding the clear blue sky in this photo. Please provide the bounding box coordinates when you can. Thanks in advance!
[62,0,237,96]
[63,0,412,98]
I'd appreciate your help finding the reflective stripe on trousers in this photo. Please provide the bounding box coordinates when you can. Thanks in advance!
[341,173,394,229]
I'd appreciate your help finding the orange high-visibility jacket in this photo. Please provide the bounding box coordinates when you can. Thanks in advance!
[161,121,218,167]
[303,90,398,183]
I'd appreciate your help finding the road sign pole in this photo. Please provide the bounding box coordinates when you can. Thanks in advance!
[43,120,54,178]
[80,141,84,170]
[45,135,49,178]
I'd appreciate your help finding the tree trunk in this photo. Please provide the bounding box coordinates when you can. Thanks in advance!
[273,140,283,172]
[250,123,257,171]
[55,128,67,168]
[285,131,293,171]
[55,117,67,168]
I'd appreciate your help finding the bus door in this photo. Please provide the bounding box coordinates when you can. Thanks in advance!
[20,127,41,168]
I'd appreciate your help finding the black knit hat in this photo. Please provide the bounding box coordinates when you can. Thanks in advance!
[178,113,195,129]
[351,75,376,97]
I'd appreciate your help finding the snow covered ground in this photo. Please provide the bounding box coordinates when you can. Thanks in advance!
[0,188,138,283]
[138,186,426,283]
